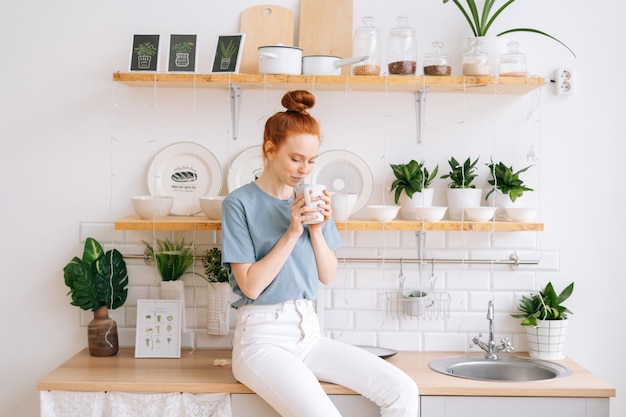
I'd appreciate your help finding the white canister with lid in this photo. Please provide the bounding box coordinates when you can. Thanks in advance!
[258,44,303,75]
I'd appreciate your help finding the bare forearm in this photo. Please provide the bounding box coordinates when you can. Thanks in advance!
[309,228,338,285]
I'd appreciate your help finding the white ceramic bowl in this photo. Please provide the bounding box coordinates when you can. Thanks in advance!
[414,206,447,222]
[367,205,400,222]
[131,195,174,220]
[464,206,497,222]
[506,207,537,222]
[200,196,225,220]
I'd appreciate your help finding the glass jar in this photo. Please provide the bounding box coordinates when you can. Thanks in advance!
[499,41,528,77]
[352,16,381,76]
[387,16,417,75]
[462,40,491,76]
[423,41,451,76]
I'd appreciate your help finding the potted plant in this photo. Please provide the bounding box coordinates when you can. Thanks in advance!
[219,39,238,70]
[143,237,202,330]
[390,160,438,219]
[511,281,574,360]
[172,41,194,67]
[63,237,129,356]
[133,42,158,69]
[442,0,575,56]
[485,159,533,219]
[440,156,482,220]
[202,247,232,336]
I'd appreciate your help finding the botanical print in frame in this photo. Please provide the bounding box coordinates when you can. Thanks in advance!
[130,34,160,71]
[168,34,197,72]
[135,299,182,358]
[211,34,246,73]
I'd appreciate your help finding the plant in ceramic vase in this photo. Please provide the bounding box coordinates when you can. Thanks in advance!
[511,281,574,360]
[440,156,482,220]
[63,237,129,357]
[390,160,438,220]
[202,247,232,336]
[143,237,202,330]
[485,159,533,218]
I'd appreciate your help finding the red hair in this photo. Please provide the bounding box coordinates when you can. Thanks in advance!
[262,90,321,160]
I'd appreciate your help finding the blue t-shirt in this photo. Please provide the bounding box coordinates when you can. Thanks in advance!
[222,182,342,307]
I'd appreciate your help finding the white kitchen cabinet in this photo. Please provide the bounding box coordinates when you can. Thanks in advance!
[420,396,610,417]
[231,393,380,417]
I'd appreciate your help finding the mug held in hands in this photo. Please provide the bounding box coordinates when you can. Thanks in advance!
[294,184,326,224]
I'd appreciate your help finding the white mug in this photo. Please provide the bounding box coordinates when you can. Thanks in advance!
[331,193,358,221]
[294,184,326,224]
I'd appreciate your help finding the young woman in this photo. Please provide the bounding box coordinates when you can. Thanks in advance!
[221,90,419,417]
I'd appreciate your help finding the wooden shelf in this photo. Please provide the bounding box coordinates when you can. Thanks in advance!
[114,215,543,232]
[113,72,544,95]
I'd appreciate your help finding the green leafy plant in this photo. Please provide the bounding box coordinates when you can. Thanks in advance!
[220,39,238,58]
[485,159,533,202]
[440,156,479,189]
[511,282,574,326]
[442,0,575,57]
[390,160,439,204]
[63,237,129,311]
[172,41,194,54]
[134,42,158,57]
[143,238,201,281]
[202,247,230,283]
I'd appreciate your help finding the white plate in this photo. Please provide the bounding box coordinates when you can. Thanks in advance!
[228,146,265,192]
[147,142,222,215]
[310,150,373,213]
[357,346,398,359]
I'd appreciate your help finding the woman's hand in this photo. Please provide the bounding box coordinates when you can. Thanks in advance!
[306,189,332,231]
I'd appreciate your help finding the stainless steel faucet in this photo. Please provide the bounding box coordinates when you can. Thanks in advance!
[471,300,514,360]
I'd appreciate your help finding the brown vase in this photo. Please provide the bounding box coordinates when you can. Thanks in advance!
[88,306,119,357]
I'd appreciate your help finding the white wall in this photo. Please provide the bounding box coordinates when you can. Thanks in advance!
[1,0,624,416]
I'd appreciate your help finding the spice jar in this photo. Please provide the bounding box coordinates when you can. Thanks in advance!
[352,16,381,76]
[387,16,417,75]
[499,41,528,77]
[423,41,451,76]
[462,40,491,76]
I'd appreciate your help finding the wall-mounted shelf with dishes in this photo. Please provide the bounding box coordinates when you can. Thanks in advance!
[114,215,543,232]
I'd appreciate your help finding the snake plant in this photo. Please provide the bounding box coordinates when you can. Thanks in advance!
[390,160,439,204]
[511,282,574,326]
[443,0,576,57]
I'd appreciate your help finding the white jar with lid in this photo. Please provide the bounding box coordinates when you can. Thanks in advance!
[387,15,417,75]
[423,41,451,76]
[499,41,528,77]
[352,16,381,75]
[462,40,491,76]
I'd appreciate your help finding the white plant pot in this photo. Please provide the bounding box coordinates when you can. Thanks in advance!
[446,188,482,220]
[398,189,434,220]
[525,319,568,360]
[207,282,232,336]
[486,189,517,220]
[160,280,186,332]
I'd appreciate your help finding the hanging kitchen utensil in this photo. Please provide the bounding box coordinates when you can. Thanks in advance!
[239,5,294,74]
[301,55,368,75]
[298,0,353,74]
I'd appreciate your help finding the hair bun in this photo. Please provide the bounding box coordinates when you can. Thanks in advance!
[282,90,315,114]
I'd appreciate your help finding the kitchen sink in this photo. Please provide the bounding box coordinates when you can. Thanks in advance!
[428,354,571,382]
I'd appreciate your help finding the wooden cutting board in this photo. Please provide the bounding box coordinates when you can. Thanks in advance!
[298,0,353,58]
[239,5,295,74]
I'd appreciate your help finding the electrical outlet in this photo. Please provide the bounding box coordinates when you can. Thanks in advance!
[554,68,573,95]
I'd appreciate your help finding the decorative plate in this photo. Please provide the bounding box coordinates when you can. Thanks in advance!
[227,145,265,192]
[310,150,373,213]
[147,142,222,215]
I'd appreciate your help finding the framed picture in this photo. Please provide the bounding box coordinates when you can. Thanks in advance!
[168,34,197,72]
[135,299,182,358]
[211,34,246,73]
[130,34,160,71]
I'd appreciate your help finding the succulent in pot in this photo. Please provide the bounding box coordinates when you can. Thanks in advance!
[390,160,439,204]
[511,281,574,327]
[202,247,232,336]
[442,0,575,57]
[440,156,481,220]
[440,156,479,189]
[485,159,533,203]
[143,237,202,281]
[63,237,129,356]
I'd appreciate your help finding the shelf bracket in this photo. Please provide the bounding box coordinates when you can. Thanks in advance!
[229,84,241,140]
[414,87,428,144]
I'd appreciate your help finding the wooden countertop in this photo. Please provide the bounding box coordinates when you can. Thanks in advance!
[37,349,615,398]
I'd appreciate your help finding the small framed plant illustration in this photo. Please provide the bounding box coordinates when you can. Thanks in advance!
[135,299,182,358]
[130,34,160,71]
[168,34,197,72]
[211,34,246,73]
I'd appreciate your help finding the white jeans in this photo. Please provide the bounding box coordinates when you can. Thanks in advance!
[232,299,419,417]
